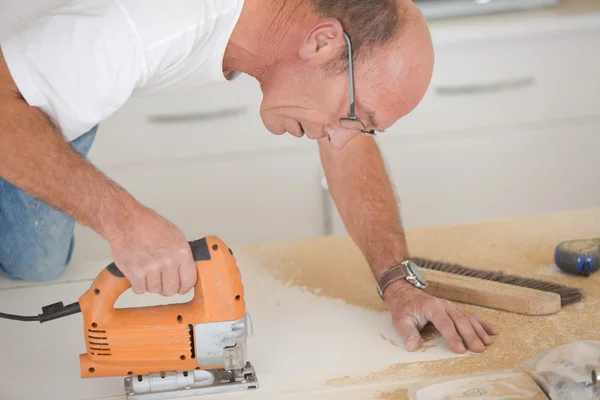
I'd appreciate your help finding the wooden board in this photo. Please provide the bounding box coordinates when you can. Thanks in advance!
[423,269,561,315]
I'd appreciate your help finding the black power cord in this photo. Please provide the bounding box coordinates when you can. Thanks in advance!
[0,301,81,323]
[0,312,39,322]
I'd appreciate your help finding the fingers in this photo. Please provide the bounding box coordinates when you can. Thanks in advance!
[446,307,485,353]
[120,256,195,296]
[178,257,197,295]
[464,311,494,346]
[129,273,147,295]
[145,268,162,294]
[429,306,467,354]
[470,311,499,336]
[395,319,423,352]
[160,263,180,297]
[388,289,498,356]
[108,214,197,297]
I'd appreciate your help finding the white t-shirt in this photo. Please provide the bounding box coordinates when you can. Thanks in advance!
[0,0,244,141]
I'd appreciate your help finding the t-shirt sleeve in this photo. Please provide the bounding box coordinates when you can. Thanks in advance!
[0,0,145,141]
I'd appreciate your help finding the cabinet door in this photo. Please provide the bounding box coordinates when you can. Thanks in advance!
[70,147,324,266]
[86,74,313,169]
[328,120,600,234]
[387,28,600,138]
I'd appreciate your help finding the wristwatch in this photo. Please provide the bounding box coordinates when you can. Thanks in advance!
[376,260,427,300]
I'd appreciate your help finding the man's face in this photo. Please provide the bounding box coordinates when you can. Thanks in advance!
[257,12,434,150]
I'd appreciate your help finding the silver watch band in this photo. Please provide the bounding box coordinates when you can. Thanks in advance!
[376,264,409,300]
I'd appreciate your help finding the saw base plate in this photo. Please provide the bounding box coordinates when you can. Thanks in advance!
[125,363,259,400]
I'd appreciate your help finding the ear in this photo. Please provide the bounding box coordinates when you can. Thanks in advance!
[298,18,346,65]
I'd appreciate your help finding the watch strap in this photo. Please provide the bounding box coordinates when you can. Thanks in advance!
[376,263,409,300]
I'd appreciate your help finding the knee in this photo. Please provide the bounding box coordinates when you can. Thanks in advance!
[0,175,79,282]
[0,236,74,282]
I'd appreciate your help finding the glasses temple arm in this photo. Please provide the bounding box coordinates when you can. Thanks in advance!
[344,32,356,117]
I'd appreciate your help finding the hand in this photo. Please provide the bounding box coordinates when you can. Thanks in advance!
[385,281,499,353]
[107,205,197,296]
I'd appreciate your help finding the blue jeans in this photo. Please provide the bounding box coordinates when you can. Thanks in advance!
[0,126,97,281]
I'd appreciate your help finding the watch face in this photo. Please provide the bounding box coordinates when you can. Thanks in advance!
[407,261,427,287]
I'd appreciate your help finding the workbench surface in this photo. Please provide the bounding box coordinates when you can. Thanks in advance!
[1,207,598,400]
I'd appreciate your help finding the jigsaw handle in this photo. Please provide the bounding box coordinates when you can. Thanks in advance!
[80,260,178,314]
[89,258,202,307]
[80,236,246,321]
[86,262,134,310]
[85,237,217,308]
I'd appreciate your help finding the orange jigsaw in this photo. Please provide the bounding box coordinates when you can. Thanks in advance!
[78,236,258,398]
[2,236,258,399]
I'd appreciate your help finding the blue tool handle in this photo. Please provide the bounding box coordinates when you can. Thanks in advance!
[554,238,600,277]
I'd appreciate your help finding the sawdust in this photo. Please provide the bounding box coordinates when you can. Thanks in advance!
[244,208,600,389]
[376,387,410,400]
[417,344,436,352]
[246,235,386,312]
[380,333,399,347]
[246,208,599,311]
[379,325,439,350]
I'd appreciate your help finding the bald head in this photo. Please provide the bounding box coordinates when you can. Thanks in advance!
[351,0,434,131]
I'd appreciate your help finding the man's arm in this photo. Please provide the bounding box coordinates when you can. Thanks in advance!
[318,135,498,353]
[318,135,410,278]
[0,72,133,239]
[0,52,196,296]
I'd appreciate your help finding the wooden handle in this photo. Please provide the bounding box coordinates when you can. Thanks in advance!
[423,269,561,315]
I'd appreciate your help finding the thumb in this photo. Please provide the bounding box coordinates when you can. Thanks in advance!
[396,319,422,352]
[178,257,198,295]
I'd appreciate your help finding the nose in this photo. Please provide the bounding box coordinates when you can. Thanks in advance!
[325,124,361,150]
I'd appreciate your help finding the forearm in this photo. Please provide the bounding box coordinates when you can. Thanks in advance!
[0,91,137,241]
[318,135,409,279]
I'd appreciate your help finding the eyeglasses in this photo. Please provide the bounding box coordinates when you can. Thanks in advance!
[339,32,376,136]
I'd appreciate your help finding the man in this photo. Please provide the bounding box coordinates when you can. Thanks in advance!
[0,0,498,354]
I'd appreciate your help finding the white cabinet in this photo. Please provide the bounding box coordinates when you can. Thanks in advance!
[71,146,324,264]
[387,27,600,138]
[87,74,313,169]
[327,119,600,234]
